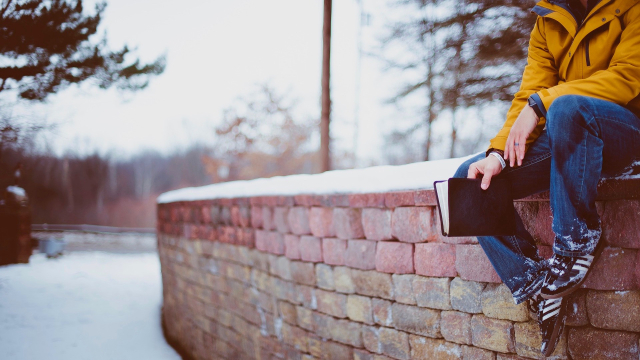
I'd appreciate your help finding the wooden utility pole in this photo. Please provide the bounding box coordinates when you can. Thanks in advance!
[320,0,332,172]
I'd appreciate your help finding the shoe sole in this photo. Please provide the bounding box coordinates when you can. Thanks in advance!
[541,240,606,300]
[543,300,567,357]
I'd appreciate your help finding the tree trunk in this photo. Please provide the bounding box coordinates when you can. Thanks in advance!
[320,0,332,172]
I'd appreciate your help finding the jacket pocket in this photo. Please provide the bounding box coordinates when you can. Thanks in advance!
[585,35,591,66]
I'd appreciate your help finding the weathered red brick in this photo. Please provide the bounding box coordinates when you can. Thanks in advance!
[333,208,365,239]
[375,241,414,274]
[455,245,501,283]
[348,193,386,208]
[262,206,274,231]
[249,196,263,206]
[309,207,336,238]
[583,247,638,290]
[237,228,255,247]
[415,243,457,277]
[385,191,415,208]
[288,206,311,235]
[255,230,269,252]
[414,190,437,206]
[294,194,313,207]
[636,250,640,289]
[322,238,347,266]
[568,327,639,359]
[515,202,554,246]
[345,239,377,270]
[362,208,393,241]
[299,236,323,263]
[602,200,640,248]
[537,245,554,260]
[276,196,295,207]
[274,207,290,233]
[284,234,301,260]
[250,206,263,229]
[231,206,251,227]
[391,207,439,243]
[267,232,285,255]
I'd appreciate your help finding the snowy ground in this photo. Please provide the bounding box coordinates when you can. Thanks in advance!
[0,237,180,360]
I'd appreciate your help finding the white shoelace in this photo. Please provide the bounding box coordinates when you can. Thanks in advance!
[573,254,594,274]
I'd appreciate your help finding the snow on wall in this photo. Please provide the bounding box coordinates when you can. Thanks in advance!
[157,154,474,204]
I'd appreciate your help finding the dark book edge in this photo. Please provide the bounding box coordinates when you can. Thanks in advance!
[433,180,448,237]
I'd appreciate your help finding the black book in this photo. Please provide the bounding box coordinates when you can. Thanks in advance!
[433,178,516,237]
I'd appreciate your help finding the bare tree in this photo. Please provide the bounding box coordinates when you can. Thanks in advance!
[320,0,332,171]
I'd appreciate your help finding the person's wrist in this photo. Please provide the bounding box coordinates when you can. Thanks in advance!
[488,151,506,170]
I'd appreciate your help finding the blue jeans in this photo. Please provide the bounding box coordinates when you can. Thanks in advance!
[454,95,640,304]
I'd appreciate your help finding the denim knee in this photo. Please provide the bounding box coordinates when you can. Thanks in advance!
[546,95,592,136]
[454,155,483,178]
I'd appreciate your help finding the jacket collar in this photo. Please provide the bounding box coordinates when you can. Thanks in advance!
[532,0,623,36]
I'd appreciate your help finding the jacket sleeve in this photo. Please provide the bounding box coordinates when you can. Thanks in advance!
[489,16,559,152]
[537,7,640,118]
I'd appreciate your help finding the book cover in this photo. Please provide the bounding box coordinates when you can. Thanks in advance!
[433,178,516,237]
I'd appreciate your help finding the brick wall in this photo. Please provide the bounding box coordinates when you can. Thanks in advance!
[157,181,640,360]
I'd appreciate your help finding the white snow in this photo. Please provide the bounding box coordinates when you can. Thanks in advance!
[0,252,180,360]
[158,154,475,203]
[6,186,26,197]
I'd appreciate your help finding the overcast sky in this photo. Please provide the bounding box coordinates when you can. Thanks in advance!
[11,0,413,164]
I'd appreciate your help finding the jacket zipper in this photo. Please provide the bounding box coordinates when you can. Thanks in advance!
[585,35,591,66]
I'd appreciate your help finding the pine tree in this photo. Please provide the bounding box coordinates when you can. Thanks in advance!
[0,0,165,101]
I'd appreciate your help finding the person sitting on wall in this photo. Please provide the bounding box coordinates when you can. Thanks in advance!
[453,0,640,356]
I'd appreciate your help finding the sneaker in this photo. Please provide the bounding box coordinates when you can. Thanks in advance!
[531,295,567,357]
[541,241,604,299]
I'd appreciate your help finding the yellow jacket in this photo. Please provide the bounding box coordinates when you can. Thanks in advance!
[490,0,640,152]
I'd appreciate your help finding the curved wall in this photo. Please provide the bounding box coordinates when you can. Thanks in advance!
[157,178,640,360]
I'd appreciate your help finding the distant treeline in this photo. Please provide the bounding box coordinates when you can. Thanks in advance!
[0,146,211,228]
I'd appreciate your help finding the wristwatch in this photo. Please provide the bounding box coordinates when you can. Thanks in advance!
[527,96,544,119]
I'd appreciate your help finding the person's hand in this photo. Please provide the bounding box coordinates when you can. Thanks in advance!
[467,155,503,190]
[504,105,539,167]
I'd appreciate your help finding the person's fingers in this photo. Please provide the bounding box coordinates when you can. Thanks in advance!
[509,136,517,167]
[481,170,493,190]
[517,136,526,166]
[504,136,510,161]
[467,162,483,179]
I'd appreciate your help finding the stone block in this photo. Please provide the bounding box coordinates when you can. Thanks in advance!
[385,191,415,208]
[460,345,495,360]
[315,263,335,290]
[440,311,472,345]
[362,208,393,241]
[481,284,528,322]
[352,269,394,300]
[583,247,638,290]
[255,230,269,252]
[268,232,286,255]
[450,278,485,314]
[282,322,309,353]
[391,207,439,243]
[270,256,292,281]
[290,261,316,286]
[514,321,567,359]
[330,318,363,347]
[409,336,462,360]
[456,245,501,283]
[392,274,416,305]
[312,311,335,340]
[297,284,317,309]
[601,200,640,248]
[568,327,639,360]
[414,243,457,277]
[354,349,375,360]
[315,289,348,318]
[296,306,315,331]
[471,315,515,353]
[300,235,323,263]
[375,241,414,274]
[278,301,297,325]
[347,294,374,325]
[348,193,386,208]
[284,234,301,260]
[262,206,274,231]
[390,303,440,338]
[586,290,640,332]
[378,327,410,360]
[566,290,589,326]
[334,266,355,294]
[363,325,381,354]
[288,206,311,235]
[333,208,365,239]
[309,207,335,238]
[251,205,263,229]
[274,207,290,233]
[413,276,452,310]
[372,298,393,327]
[322,238,347,266]
[346,239,377,270]
[320,340,354,360]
